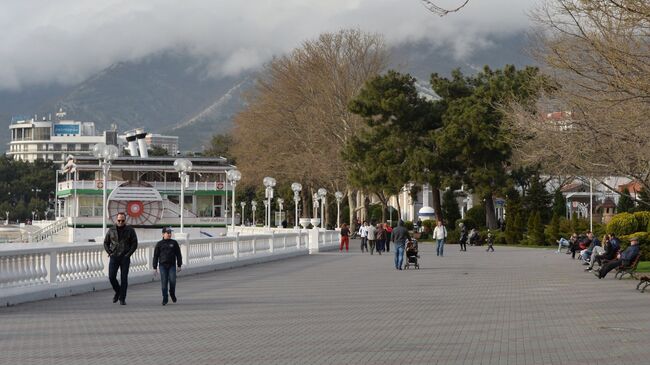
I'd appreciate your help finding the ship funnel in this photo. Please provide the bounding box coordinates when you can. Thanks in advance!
[135,128,148,158]
[125,132,139,157]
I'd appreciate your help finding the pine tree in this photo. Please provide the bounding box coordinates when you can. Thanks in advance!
[552,190,566,218]
[526,213,536,245]
[441,189,461,226]
[549,213,560,242]
[532,211,546,245]
[617,192,635,213]
[505,211,519,245]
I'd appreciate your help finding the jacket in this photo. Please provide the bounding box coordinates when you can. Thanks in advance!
[153,239,183,269]
[391,224,410,246]
[103,225,138,258]
[621,244,640,263]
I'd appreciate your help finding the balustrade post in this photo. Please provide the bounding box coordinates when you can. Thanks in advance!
[308,229,320,254]
[270,232,274,253]
[102,251,110,277]
[180,238,190,269]
[46,250,58,283]
[234,232,240,259]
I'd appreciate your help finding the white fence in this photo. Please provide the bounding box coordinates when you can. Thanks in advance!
[0,229,339,306]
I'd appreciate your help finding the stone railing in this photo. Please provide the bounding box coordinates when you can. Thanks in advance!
[0,230,337,306]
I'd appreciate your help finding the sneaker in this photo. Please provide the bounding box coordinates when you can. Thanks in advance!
[170,294,177,303]
[584,268,592,272]
[162,298,168,306]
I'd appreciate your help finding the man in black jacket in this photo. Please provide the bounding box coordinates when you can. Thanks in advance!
[103,212,138,305]
[153,227,183,306]
[595,237,640,279]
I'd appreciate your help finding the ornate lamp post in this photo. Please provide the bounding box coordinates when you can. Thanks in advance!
[277,198,284,227]
[251,201,257,226]
[240,201,246,226]
[334,191,344,228]
[263,177,276,228]
[312,193,319,220]
[92,143,119,235]
[291,183,302,228]
[173,158,193,233]
[226,169,241,229]
[263,200,269,226]
[317,188,327,228]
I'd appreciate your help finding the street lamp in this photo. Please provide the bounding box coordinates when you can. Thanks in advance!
[317,188,327,228]
[4,211,8,225]
[291,183,302,228]
[263,200,269,226]
[173,158,193,233]
[226,169,241,229]
[277,198,284,227]
[313,193,319,220]
[92,143,119,235]
[32,210,35,222]
[263,177,276,228]
[240,201,246,226]
[335,191,344,228]
[251,201,257,226]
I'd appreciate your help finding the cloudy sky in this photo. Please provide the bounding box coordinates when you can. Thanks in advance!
[0,0,539,91]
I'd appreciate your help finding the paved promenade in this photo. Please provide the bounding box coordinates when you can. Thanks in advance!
[1,242,649,365]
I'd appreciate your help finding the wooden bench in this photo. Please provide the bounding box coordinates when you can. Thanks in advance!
[636,275,650,293]
[614,253,641,280]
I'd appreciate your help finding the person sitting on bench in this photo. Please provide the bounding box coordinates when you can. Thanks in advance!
[595,237,640,279]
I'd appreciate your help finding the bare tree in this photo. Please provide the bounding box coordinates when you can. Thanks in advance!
[231,29,389,224]
[504,0,650,193]
[420,0,470,16]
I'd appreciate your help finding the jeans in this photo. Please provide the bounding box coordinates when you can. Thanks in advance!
[436,239,445,256]
[108,256,131,300]
[394,245,405,269]
[159,265,177,300]
[361,237,368,252]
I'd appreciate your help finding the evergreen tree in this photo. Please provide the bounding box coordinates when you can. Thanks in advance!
[527,213,536,244]
[552,190,566,218]
[549,213,560,242]
[514,212,525,243]
[505,211,519,245]
[441,189,461,226]
[523,175,552,222]
[617,192,635,213]
[530,211,546,245]
[636,189,650,212]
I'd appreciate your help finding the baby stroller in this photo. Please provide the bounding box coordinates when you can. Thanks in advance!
[403,239,420,269]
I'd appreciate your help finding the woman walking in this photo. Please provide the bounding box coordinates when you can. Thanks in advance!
[339,223,350,252]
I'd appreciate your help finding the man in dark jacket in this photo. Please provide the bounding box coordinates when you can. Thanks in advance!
[153,227,183,306]
[595,237,640,279]
[391,220,410,270]
[103,212,138,305]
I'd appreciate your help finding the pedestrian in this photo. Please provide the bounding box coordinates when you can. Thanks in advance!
[391,220,410,270]
[433,220,447,256]
[486,230,495,252]
[459,222,468,252]
[103,212,138,305]
[376,223,385,254]
[339,223,350,252]
[359,221,369,253]
[366,221,377,255]
[384,222,392,252]
[153,227,183,306]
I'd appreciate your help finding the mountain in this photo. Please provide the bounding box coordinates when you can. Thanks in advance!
[0,33,533,151]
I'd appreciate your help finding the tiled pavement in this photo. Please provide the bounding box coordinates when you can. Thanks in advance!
[1,242,649,365]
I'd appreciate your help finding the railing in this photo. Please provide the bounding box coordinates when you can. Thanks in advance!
[28,218,68,243]
[58,180,232,193]
[0,229,336,306]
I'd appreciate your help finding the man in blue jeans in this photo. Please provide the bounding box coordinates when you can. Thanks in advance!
[391,220,410,270]
[433,220,447,256]
[153,227,183,305]
[104,212,138,305]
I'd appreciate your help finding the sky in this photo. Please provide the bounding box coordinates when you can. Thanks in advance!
[0,0,539,91]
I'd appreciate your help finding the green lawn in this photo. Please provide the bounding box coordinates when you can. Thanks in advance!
[637,262,650,273]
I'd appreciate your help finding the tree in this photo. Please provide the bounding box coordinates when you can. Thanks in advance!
[148,145,169,156]
[430,65,550,229]
[441,189,461,226]
[552,190,566,218]
[523,174,552,222]
[548,213,560,242]
[506,1,650,193]
[420,0,470,16]
[231,29,388,224]
[617,192,635,214]
[203,133,234,162]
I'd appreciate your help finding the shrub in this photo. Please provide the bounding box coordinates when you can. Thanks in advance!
[466,205,486,229]
[633,211,650,232]
[607,212,638,236]
[456,218,477,230]
[621,232,650,261]
[403,220,414,231]
[422,219,435,233]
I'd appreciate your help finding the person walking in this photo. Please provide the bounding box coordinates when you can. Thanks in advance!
[153,227,183,306]
[391,220,410,270]
[433,220,447,256]
[366,221,377,255]
[384,222,392,252]
[103,212,138,305]
[376,223,385,255]
[459,222,468,252]
[486,230,495,252]
[359,221,369,253]
[339,223,350,252]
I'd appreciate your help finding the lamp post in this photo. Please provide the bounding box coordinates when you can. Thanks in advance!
[263,177,276,228]
[313,193,319,220]
[317,188,327,228]
[291,183,302,228]
[92,143,119,235]
[277,198,284,227]
[5,211,8,225]
[240,201,246,226]
[263,200,269,226]
[334,191,343,228]
[173,158,193,234]
[251,201,257,226]
[32,210,35,222]
[226,169,241,229]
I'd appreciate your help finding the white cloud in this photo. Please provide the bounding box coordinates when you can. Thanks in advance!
[0,0,538,91]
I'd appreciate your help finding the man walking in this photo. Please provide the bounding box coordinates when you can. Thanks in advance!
[103,212,138,305]
[391,220,410,270]
[433,220,447,256]
[153,227,183,306]
[459,223,468,252]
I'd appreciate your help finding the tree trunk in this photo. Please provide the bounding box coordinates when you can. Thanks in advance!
[347,187,356,226]
[485,195,498,229]
[431,186,443,222]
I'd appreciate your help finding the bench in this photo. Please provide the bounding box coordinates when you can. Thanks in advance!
[636,276,650,293]
[614,253,641,280]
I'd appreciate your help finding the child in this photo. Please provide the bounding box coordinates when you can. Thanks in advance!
[153,227,183,306]
[486,230,495,252]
